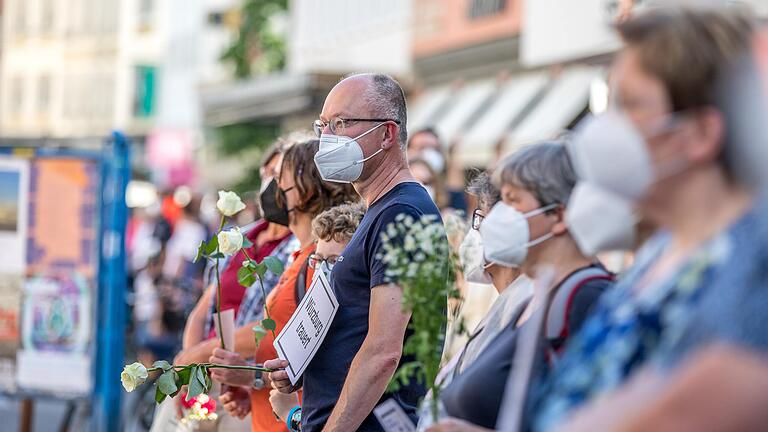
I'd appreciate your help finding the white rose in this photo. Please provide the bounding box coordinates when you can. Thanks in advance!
[218,227,244,255]
[121,362,148,392]
[216,190,246,217]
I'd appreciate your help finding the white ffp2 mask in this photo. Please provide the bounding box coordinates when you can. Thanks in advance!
[314,122,386,183]
[570,111,688,202]
[566,182,637,256]
[459,228,492,285]
[479,202,557,268]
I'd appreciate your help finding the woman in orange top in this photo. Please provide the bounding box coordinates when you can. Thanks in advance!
[214,138,359,431]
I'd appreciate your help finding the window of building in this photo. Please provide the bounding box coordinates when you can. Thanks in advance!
[40,0,55,34]
[467,0,507,19]
[10,77,24,115]
[37,76,51,113]
[15,1,28,37]
[133,66,157,118]
[138,0,153,30]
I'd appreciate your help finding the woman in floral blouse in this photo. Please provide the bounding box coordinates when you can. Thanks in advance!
[529,8,760,431]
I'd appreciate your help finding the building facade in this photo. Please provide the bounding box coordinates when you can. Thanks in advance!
[408,0,605,167]
[0,0,233,147]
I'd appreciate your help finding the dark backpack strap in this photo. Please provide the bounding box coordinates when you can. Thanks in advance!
[294,256,310,304]
[545,266,614,353]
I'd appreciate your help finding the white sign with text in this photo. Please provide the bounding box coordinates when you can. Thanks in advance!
[273,271,338,385]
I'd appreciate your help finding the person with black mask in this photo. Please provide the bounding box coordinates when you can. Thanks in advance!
[214,138,359,432]
[150,141,297,432]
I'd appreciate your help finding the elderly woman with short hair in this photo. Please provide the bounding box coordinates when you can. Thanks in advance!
[427,140,614,432]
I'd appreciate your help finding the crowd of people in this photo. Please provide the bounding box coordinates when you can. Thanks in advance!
[126,4,768,432]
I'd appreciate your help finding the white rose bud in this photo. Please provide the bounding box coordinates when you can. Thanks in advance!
[218,227,244,255]
[216,190,246,217]
[121,362,148,392]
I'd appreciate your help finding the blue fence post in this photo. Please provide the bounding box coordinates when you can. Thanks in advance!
[92,131,130,431]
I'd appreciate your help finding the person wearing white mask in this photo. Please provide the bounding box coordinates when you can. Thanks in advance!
[522,14,768,432]
[407,128,468,213]
[265,73,447,432]
[409,157,446,207]
[418,173,534,430]
[428,141,613,432]
[527,7,761,432]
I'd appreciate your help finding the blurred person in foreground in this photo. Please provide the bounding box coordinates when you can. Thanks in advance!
[150,142,295,432]
[266,73,446,431]
[525,6,761,431]
[527,16,768,432]
[260,202,367,430]
[407,128,467,213]
[213,139,359,432]
[428,141,614,431]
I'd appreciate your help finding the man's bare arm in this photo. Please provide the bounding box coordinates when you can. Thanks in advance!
[323,283,411,431]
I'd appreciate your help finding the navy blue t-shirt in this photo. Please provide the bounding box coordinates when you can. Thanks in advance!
[302,182,443,431]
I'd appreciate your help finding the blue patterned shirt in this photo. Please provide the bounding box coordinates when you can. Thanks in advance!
[530,207,759,431]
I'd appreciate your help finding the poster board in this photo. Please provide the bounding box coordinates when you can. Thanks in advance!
[0,155,100,395]
[0,158,30,390]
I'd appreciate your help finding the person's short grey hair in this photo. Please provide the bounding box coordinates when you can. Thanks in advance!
[491,140,577,206]
[348,73,408,150]
[466,171,500,212]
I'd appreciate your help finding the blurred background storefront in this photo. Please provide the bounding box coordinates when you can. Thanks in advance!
[2,0,766,194]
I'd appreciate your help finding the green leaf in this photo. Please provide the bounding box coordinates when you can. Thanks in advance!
[253,324,267,346]
[242,237,254,248]
[155,385,168,404]
[158,369,178,396]
[186,366,205,401]
[176,366,192,387]
[202,366,212,391]
[210,252,226,259]
[152,360,172,372]
[241,274,257,288]
[253,262,268,279]
[237,266,256,287]
[195,241,205,263]
[237,266,251,283]
[195,236,220,262]
[205,236,219,254]
[262,256,284,276]
[262,318,276,331]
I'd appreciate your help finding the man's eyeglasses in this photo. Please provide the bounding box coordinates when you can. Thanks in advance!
[313,117,400,138]
[472,208,485,230]
[308,254,340,271]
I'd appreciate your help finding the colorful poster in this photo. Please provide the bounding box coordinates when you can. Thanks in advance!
[0,157,30,273]
[0,158,30,390]
[15,158,99,394]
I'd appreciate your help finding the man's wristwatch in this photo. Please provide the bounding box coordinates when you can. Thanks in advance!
[287,406,302,431]
[252,371,265,390]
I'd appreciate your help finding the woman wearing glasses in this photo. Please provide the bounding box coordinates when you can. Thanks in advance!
[215,139,360,432]
[416,172,534,429]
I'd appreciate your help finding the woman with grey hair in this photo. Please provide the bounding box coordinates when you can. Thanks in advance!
[427,140,613,432]
[419,172,534,430]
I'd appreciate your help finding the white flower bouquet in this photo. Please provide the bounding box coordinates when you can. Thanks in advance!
[378,213,459,423]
